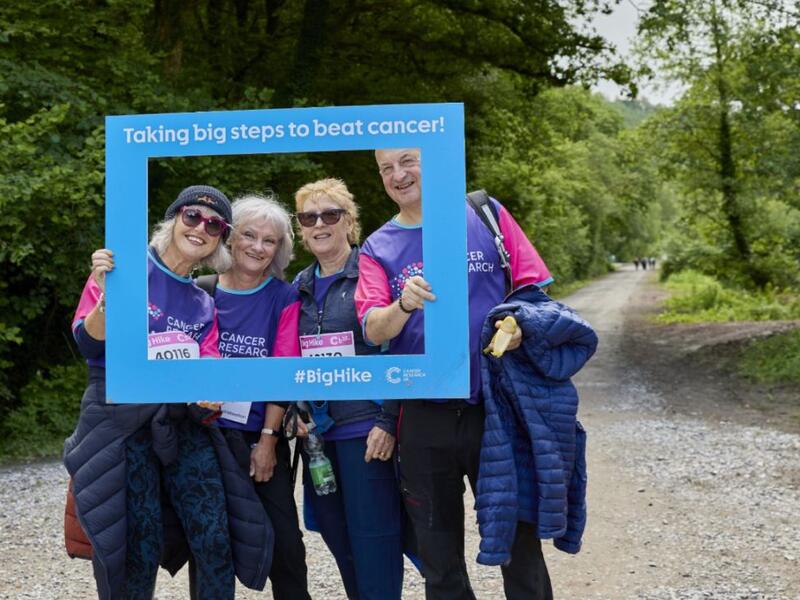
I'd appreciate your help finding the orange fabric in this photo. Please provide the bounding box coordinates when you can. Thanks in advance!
[64,478,92,559]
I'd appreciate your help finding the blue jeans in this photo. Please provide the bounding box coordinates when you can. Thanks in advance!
[303,436,403,600]
[125,420,235,600]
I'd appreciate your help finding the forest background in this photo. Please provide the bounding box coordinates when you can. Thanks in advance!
[1,0,799,458]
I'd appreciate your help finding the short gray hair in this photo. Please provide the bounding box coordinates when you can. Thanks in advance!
[149,216,233,273]
[228,192,294,279]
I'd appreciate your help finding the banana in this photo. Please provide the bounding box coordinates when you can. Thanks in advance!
[483,315,518,358]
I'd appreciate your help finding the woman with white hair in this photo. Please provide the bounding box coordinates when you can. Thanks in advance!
[207,192,311,600]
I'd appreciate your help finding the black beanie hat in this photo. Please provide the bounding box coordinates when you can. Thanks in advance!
[164,185,233,236]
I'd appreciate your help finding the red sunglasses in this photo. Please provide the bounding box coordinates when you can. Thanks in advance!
[180,206,230,237]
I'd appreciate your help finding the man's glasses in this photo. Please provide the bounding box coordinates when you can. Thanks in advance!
[296,208,346,228]
[180,206,230,237]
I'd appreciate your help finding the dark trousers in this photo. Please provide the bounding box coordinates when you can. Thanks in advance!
[302,436,404,600]
[124,420,235,600]
[398,400,552,600]
[236,430,311,600]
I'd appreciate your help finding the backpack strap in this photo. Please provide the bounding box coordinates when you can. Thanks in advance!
[466,190,513,296]
[195,274,219,296]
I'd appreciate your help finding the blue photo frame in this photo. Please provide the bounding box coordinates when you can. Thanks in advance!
[105,103,468,403]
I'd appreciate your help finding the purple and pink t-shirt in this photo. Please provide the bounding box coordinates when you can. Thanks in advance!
[214,277,300,432]
[72,249,221,368]
[355,199,553,403]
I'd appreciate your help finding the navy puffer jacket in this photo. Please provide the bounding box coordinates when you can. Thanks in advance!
[63,371,273,599]
[476,285,597,566]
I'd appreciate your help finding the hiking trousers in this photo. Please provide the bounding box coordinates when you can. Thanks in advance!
[125,420,235,600]
[241,431,310,600]
[302,434,404,600]
[398,400,552,600]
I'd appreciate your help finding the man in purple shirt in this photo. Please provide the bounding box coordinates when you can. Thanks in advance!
[355,148,554,600]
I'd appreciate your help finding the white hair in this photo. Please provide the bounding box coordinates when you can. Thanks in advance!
[149,216,232,273]
[227,192,294,279]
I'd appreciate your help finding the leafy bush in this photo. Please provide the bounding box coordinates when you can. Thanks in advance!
[739,330,800,384]
[0,362,86,460]
[659,271,800,323]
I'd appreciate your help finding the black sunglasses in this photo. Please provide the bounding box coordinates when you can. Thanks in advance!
[296,208,346,228]
[180,206,230,237]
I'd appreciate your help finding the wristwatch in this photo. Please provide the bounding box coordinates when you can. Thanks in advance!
[261,427,281,437]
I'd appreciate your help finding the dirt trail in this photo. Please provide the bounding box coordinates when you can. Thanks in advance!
[1,266,798,599]
[544,266,800,599]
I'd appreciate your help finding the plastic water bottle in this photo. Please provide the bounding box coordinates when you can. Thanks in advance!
[306,431,337,496]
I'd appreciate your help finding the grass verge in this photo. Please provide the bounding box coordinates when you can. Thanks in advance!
[658,270,800,324]
[739,329,800,384]
[658,270,800,387]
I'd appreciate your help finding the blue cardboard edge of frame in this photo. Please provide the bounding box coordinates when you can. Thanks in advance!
[105,103,469,403]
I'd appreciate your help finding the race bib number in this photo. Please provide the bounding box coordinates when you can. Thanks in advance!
[148,332,251,422]
[147,331,200,360]
[300,331,356,357]
[221,402,252,425]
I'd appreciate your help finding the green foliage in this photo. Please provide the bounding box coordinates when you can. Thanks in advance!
[637,0,800,290]
[609,98,659,128]
[738,330,800,385]
[0,104,105,407]
[631,1,799,390]
[472,86,669,281]
[0,0,659,457]
[653,96,800,290]
[658,271,800,324]
[0,362,86,460]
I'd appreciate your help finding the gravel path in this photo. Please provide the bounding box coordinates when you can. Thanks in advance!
[2,266,798,599]
[0,456,491,599]
[547,267,800,599]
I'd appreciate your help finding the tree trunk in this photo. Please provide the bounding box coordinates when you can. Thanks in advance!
[710,3,767,287]
[153,0,188,79]
[233,0,249,28]
[274,0,329,105]
[207,0,224,75]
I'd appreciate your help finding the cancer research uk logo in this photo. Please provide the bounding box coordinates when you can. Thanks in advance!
[385,367,401,384]
[385,366,426,386]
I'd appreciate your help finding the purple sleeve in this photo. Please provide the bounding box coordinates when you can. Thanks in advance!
[73,321,105,359]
